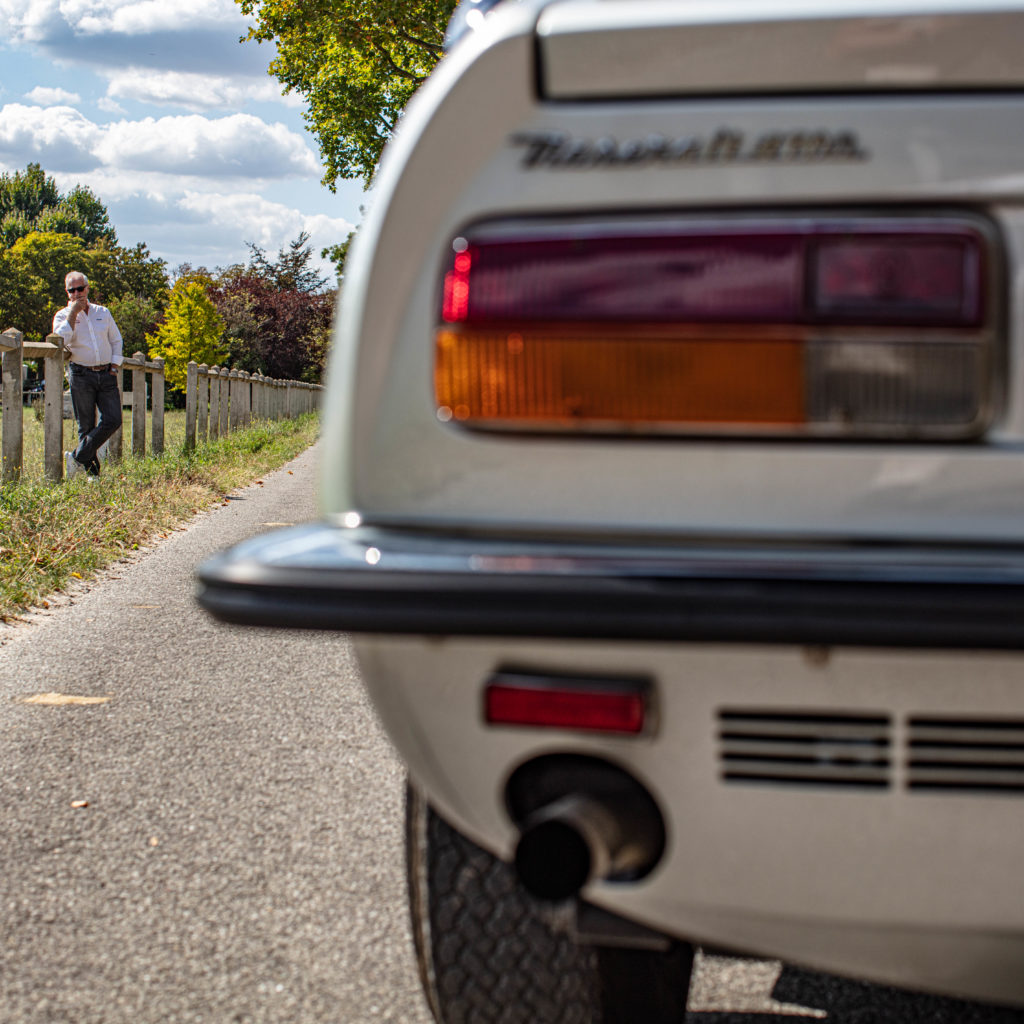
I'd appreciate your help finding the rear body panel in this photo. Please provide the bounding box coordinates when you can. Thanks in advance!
[321,59,1024,538]
[205,0,1024,1005]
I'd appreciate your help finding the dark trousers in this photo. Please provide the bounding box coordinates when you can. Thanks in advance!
[69,365,122,467]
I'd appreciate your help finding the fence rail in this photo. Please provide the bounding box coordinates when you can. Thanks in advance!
[1,329,323,483]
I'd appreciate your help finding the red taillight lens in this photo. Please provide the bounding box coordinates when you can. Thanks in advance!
[810,235,981,324]
[485,674,648,735]
[442,232,804,324]
[436,216,993,439]
[441,224,983,328]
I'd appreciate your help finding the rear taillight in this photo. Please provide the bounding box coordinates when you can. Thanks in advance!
[435,216,995,438]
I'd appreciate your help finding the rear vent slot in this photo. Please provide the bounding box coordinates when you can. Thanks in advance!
[908,717,1024,793]
[718,710,892,789]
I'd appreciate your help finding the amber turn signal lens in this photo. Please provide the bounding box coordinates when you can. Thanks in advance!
[436,327,805,427]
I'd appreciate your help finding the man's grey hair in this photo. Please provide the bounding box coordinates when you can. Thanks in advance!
[65,271,89,287]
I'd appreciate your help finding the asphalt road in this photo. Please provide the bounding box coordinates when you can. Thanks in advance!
[1,443,1023,1024]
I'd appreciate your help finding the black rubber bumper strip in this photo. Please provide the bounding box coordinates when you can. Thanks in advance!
[195,522,1024,650]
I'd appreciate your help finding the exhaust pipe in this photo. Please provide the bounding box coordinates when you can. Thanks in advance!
[514,792,664,902]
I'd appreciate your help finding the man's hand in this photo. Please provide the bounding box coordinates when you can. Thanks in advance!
[68,297,87,326]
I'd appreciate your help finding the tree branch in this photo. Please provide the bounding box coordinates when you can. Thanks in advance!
[367,38,431,83]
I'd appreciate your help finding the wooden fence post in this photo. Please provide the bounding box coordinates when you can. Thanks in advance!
[151,357,165,455]
[219,367,230,436]
[228,369,241,430]
[196,364,209,444]
[207,366,220,440]
[44,333,64,481]
[286,381,294,419]
[185,360,198,451]
[1,329,23,482]
[240,371,251,426]
[108,365,123,463]
[131,352,146,457]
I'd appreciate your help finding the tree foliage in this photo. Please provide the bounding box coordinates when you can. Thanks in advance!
[0,231,89,342]
[237,0,457,184]
[0,164,115,247]
[210,233,334,383]
[0,231,168,343]
[146,280,228,390]
[247,231,327,293]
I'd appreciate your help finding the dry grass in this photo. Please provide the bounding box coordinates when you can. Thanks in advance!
[0,408,319,621]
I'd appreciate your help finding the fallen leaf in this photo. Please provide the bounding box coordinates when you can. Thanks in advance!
[21,693,112,706]
[71,572,82,579]
[70,800,89,809]
[149,837,160,847]
[288,470,293,475]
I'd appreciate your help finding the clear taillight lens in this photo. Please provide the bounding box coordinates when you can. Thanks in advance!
[435,216,995,438]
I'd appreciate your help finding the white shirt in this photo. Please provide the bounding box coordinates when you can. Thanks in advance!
[52,301,123,368]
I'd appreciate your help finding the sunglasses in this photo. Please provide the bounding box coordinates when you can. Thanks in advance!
[67,285,87,294]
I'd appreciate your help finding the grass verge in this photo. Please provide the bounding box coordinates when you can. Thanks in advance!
[0,412,319,622]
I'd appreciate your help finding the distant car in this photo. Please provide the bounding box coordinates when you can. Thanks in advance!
[22,380,45,403]
[198,0,1024,1018]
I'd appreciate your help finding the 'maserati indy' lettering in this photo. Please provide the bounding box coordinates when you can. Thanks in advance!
[510,129,869,169]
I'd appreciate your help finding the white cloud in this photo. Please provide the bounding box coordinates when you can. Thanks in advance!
[24,85,80,105]
[105,69,300,111]
[0,104,318,179]
[0,0,62,45]
[97,96,127,115]
[0,0,262,75]
[0,103,102,170]
[60,0,240,36]
[101,113,318,176]
[178,190,353,257]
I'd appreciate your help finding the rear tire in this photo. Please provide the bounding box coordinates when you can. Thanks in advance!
[405,784,694,1023]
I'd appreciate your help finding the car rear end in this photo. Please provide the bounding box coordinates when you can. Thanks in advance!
[199,0,1024,1007]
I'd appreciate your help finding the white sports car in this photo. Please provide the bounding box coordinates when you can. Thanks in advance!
[198,1,1024,1018]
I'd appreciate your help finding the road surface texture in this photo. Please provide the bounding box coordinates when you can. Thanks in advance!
[0,443,1022,1023]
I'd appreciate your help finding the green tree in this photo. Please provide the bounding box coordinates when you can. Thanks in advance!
[0,231,90,341]
[237,0,457,185]
[0,164,115,247]
[322,227,356,285]
[88,239,168,306]
[107,294,164,359]
[0,164,60,223]
[146,280,228,391]
[246,231,327,292]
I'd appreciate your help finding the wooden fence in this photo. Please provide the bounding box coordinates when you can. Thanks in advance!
[1,328,322,483]
[183,361,322,451]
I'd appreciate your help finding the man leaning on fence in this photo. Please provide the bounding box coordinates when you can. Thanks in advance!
[52,271,122,479]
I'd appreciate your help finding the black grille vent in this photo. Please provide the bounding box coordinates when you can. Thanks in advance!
[908,717,1024,793]
[718,710,892,789]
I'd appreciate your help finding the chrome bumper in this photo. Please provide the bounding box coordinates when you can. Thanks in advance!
[196,522,1024,649]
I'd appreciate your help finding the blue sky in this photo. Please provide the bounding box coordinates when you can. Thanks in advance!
[0,0,367,283]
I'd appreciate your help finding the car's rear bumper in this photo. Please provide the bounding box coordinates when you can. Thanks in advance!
[198,523,1024,1002]
[196,521,1024,649]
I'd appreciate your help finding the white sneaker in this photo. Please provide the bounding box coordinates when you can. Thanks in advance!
[65,451,83,479]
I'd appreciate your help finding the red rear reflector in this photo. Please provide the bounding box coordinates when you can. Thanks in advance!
[485,676,647,734]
